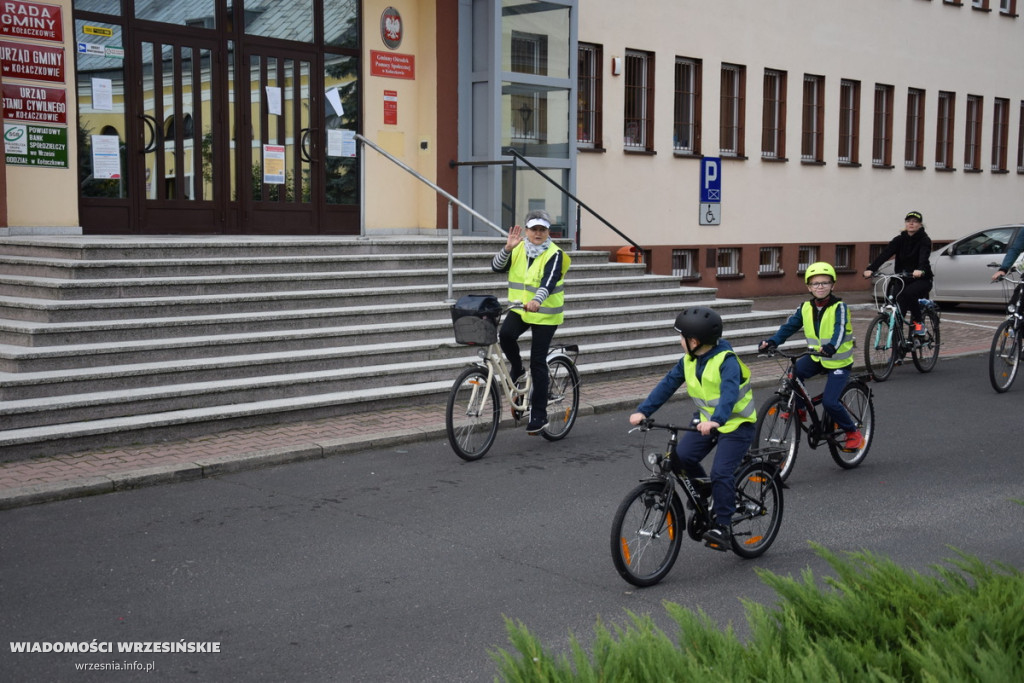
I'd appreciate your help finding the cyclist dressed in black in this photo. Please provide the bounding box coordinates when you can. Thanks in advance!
[863,210,933,336]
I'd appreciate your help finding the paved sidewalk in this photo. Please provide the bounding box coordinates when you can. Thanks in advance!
[0,294,999,509]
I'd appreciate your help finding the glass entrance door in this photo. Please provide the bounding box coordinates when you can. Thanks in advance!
[237,46,321,234]
[134,32,223,233]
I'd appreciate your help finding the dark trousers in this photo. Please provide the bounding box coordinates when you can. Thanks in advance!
[890,278,933,323]
[795,356,856,432]
[499,313,557,422]
[671,422,755,527]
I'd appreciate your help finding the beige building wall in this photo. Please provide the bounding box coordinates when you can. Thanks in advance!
[577,0,1024,288]
[2,0,79,233]
[362,0,441,233]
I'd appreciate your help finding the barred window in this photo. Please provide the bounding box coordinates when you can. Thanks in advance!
[716,247,741,277]
[872,84,894,167]
[936,91,956,170]
[801,74,824,162]
[672,249,699,278]
[720,64,746,157]
[905,88,925,168]
[838,79,860,164]
[624,50,654,151]
[673,58,701,154]
[759,247,783,275]
[577,43,602,148]
[835,245,854,271]
[797,245,819,273]
[965,95,983,171]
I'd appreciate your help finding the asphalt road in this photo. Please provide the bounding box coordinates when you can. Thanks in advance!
[2,353,1023,682]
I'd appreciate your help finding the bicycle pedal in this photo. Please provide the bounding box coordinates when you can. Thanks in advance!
[704,539,729,552]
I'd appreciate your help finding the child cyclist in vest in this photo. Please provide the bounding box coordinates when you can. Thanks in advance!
[758,262,865,452]
[491,209,571,435]
[629,306,756,551]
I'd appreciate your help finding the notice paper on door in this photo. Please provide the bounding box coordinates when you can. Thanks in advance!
[263,144,285,184]
[265,86,282,115]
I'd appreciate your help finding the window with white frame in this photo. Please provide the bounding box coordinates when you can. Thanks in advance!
[972,0,989,8]
[936,91,956,170]
[801,74,824,162]
[673,57,701,154]
[873,84,894,167]
[965,94,983,171]
[759,247,783,275]
[672,249,699,278]
[905,88,925,168]
[838,79,860,164]
[624,50,654,151]
[577,43,602,148]
[797,245,819,272]
[999,0,1016,15]
[716,248,741,277]
[762,69,786,160]
[720,64,745,157]
[992,97,1009,172]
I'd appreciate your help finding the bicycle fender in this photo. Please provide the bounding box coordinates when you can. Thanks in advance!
[546,343,579,364]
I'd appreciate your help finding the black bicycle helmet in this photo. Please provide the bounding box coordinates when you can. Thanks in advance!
[674,306,723,346]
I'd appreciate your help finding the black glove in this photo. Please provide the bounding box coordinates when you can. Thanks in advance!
[818,343,836,358]
[760,339,778,352]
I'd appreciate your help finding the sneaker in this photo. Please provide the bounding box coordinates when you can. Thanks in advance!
[911,321,925,336]
[526,418,549,435]
[703,524,731,552]
[780,408,807,422]
[843,430,865,452]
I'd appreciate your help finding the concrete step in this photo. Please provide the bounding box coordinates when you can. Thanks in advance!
[0,249,615,279]
[0,265,672,301]
[0,336,784,460]
[0,309,783,400]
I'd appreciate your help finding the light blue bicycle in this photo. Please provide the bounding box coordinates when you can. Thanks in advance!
[864,272,940,381]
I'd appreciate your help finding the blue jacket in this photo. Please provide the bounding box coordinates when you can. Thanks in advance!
[767,295,851,353]
[998,229,1024,272]
[636,340,744,425]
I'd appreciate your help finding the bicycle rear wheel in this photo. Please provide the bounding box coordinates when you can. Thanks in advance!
[541,357,580,441]
[864,314,897,382]
[445,367,500,461]
[610,481,684,587]
[754,395,800,481]
[989,319,1021,393]
[730,461,783,559]
[827,382,874,470]
[911,308,940,373]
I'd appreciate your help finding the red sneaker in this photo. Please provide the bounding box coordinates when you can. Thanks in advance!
[843,430,865,451]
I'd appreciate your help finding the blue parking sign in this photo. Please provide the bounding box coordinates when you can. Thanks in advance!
[700,157,721,203]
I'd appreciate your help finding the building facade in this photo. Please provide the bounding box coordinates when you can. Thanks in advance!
[2,0,1023,297]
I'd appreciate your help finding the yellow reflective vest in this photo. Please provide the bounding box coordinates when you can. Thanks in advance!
[800,300,854,368]
[507,243,571,325]
[683,349,756,433]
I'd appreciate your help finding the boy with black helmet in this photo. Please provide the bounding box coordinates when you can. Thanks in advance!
[629,306,756,551]
[758,262,864,451]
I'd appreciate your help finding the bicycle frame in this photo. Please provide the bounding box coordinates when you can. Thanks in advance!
[871,273,912,350]
[769,352,846,450]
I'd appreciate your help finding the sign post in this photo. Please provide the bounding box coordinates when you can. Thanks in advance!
[699,156,721,226]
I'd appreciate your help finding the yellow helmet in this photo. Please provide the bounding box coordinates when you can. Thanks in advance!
[804,262,837,283]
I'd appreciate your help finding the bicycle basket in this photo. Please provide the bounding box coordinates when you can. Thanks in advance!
[451,294,501,345]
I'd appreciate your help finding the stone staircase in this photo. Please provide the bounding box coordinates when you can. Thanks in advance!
[0,236,790,460]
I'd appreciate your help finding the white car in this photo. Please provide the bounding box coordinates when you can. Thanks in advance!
[927,224,1023,307]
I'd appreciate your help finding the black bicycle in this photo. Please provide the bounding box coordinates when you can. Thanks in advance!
[988,266,1024,393]
[864,272,941,381]
[610,419,784,587]
[754,347,875,482]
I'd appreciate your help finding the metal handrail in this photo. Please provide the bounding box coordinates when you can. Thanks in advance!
[502,147,643,263]
[356,134,505,301]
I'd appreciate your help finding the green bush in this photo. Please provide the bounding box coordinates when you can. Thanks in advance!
[493,544,1024,682]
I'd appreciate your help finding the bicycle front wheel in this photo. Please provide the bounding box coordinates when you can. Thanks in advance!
[754,395,800,482]
[445,367,500,461]
[989,319,1021,393]
[911,308,940,373]
[730,461,784,559]
[828,382,874,470]
[541,357,580,441]
[610,481,684,587]
[864,314,896,382]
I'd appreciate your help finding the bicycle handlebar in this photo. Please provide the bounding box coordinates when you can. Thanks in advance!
[758,346,814,360]
[629,417,713,435]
